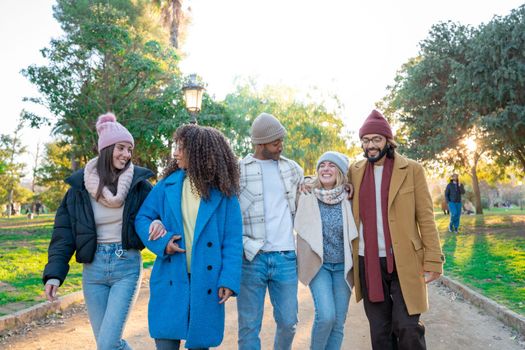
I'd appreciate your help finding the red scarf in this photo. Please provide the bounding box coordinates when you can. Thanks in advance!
[359,157,394,302]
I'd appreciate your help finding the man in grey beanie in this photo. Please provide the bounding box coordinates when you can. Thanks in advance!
[237,113,304,350]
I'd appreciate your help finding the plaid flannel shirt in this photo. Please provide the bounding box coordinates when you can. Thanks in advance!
[239,154,304,261]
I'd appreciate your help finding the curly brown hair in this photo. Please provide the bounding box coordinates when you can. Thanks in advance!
[163,124,240,199]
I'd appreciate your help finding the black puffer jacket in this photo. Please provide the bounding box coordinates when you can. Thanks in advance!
[445,181,465,203]
[43,165,154,285]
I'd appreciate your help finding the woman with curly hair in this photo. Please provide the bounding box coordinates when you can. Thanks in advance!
[135,124,243,350]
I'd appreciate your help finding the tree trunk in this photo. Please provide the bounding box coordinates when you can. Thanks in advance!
[160,0,189,49]
[71,152,79,171]
[7,189,13,219]
[31,142,40,193]
[470,152,483,214]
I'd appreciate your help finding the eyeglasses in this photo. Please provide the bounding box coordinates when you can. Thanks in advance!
[361,136,384,146]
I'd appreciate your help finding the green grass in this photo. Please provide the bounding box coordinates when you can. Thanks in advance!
[0,219,156,316]
[1,212,524,317]
[435,212,525,316]
[0,213,56,228]
[482,207,525,215]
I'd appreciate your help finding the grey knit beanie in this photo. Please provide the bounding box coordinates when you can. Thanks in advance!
[250,113,286,144]
[316,151,349,177]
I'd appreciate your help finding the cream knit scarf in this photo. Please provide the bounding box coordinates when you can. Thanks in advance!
[84,157,134,208]
[313,185,346,205]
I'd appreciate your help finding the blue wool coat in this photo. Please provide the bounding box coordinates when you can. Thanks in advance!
[135,170,243,348]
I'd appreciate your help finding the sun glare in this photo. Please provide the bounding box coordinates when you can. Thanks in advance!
[465,137,477,152]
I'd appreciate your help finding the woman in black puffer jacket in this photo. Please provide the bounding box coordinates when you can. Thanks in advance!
[43,112,157,350]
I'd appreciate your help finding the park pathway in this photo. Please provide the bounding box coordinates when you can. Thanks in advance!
[1,276,523,349]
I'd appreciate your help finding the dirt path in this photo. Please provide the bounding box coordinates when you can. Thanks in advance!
[1,277,524,349]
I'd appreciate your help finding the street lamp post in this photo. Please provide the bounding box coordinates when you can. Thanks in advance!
[182,74,205,124]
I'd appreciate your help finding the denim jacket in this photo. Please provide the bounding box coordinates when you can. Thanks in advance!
[239,154,303,261]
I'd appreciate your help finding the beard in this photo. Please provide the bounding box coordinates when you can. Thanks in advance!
[364,145,388,163]
[262,147,280,161]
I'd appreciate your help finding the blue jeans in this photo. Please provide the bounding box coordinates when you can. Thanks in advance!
[448,201,462,231]
[309,263,351,350]
[237,251,298,350]
[82,243,142,350]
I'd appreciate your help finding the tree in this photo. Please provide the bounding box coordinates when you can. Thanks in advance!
[456,5,525,171]
[383,6,525,212]
[35,141,73,211]
[222,82,352,174]
[382,22,486,213]
[22,0,189,175]
[153,0,190,49]
[0,118,28,217]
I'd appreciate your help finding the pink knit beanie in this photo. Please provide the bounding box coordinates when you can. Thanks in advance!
[359,110,394,139]
[96,113,134,151]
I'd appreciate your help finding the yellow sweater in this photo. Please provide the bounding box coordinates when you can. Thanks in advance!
[181,177,200,273]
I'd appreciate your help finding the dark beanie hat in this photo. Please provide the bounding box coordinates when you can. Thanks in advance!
[359,110,394,139]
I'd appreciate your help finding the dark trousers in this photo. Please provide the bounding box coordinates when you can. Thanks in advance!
[359,256,426,350]
[154,338,208,350]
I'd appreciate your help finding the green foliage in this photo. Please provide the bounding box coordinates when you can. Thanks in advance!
[222,82,352,174]
[35,141,73,211]
[383,21,476,165]
[383,5,525,173]
[22,0,187,174]
[0,119,28,207]
[458,5,525,170]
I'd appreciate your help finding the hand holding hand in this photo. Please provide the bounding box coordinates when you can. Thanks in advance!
[149,220,167,241]
[165,235,186,255]
[218,287,233,304]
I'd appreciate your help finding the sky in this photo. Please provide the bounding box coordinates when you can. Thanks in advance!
[0,0,523,167]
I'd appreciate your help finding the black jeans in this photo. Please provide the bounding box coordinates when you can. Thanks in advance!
[359,256,426,350]
[154,338,208,350]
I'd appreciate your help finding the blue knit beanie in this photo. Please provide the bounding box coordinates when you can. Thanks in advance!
[316,151,349,177]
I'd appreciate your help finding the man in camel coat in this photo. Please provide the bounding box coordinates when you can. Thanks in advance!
[349,110,445,350]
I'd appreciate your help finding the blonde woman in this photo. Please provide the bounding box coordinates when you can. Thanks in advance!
[295,151,358,350]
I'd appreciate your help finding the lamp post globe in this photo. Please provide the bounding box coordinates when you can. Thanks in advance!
[182,74,205,124]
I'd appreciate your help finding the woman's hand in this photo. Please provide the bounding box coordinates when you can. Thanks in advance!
[45,284,59,302]
[164,235,186,255]
[218,287,233,304]
[149,220,167,241]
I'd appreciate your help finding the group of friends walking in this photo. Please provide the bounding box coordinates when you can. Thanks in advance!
[42,109,444,350]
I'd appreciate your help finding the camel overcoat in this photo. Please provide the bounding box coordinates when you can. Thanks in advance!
[349,153,444,315]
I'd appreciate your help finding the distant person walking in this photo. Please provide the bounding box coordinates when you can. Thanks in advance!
[445,174,465,233]
[43,113,154,350]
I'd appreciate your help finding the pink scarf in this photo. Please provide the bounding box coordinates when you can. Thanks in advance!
[84,157,134,208]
